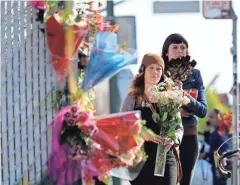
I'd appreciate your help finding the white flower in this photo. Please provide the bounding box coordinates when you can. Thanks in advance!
[159,86,165,91]
[157,92,167,101]
[174,95,190,105]
[149,85,160,97]
[166,90,178,100]
[182,96,190,105]
[176,112,181,119]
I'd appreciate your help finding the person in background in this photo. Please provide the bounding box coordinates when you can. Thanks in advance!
[192,139,213,185]
[204,109,230,185]
[161,33,208,185]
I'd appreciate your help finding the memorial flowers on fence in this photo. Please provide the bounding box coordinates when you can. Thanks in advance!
[48,105,149,185]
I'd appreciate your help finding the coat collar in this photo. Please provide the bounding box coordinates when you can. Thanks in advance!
[183,73,195,86]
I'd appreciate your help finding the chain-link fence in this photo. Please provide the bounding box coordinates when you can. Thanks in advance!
[1,1,57,184]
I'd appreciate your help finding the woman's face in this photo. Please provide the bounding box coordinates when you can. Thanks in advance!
[207,110,219,128]
[144,64,163,86]
[167,43,188,61]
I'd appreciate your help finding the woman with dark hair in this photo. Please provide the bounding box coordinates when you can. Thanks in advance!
[120,53,185,185]
[161,33,208,185]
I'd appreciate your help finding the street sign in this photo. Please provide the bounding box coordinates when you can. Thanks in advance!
[202,0,232,19]
[153,1,200,14]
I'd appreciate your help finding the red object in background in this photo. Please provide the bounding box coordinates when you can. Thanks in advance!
[218,111,240,133]
[185,89,198,99]
[92,112,141,154]
[45,15,88,77]
[190,89,198,99]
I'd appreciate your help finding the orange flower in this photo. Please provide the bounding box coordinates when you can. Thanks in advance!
[166,82,172,90]
[111,24,119,32]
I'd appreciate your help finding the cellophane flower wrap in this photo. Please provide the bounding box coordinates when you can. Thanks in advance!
[45,14,89,80]
[30,1,115,80]
[47,105,96,185]
[81,32,137,91]
[92,112,147,166]
[148,77,190,176]
[47,105,147,185]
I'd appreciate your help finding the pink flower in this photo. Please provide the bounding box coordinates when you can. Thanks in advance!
[71,106,78,113]
[64,112,71,118]
[67,119,75,126]
[29,1,47,10]
[72,114,78,120]
[79,112,89,123]
[64,112,71,122]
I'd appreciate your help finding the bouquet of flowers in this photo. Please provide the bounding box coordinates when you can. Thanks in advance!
[81,32,137,91]
[48,105,148,185]
[92,112,147,164]
[218,111,240,134]
[149,78,190,176]
[85,111,147,184]
[29,1,119,80]
[165,55,197,81]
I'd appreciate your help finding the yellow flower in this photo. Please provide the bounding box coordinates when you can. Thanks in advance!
[76,121,81,127]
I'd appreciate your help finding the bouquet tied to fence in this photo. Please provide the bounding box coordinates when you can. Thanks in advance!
[48,105,149,185]
[148,77,190,176]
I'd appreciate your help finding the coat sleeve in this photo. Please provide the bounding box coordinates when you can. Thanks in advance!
[185,70,208,118]
[120,94,135,112]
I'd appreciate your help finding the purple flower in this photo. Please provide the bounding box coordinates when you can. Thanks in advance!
[64,112,71,118]
[71,106,78,113]
[72,114,78,120]
[68,119,75,126]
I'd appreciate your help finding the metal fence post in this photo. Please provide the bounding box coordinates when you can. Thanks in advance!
[107,1,122,185]
[231,8,239,185]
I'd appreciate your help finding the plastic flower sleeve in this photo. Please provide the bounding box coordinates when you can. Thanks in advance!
[45,15,88,79]
[81,32,137,91]
[154,137,168,176]
[81,111,146,185]
[47,106,147,185]
[47,105,96,185]
[92,111,143,154]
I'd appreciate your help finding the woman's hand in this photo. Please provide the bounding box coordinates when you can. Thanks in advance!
[164,138,174,150]
[174,80,183,89]
[140,130,163,144]
[180,108,192,118]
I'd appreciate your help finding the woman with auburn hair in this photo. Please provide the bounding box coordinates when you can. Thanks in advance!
[120,53,185,185]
